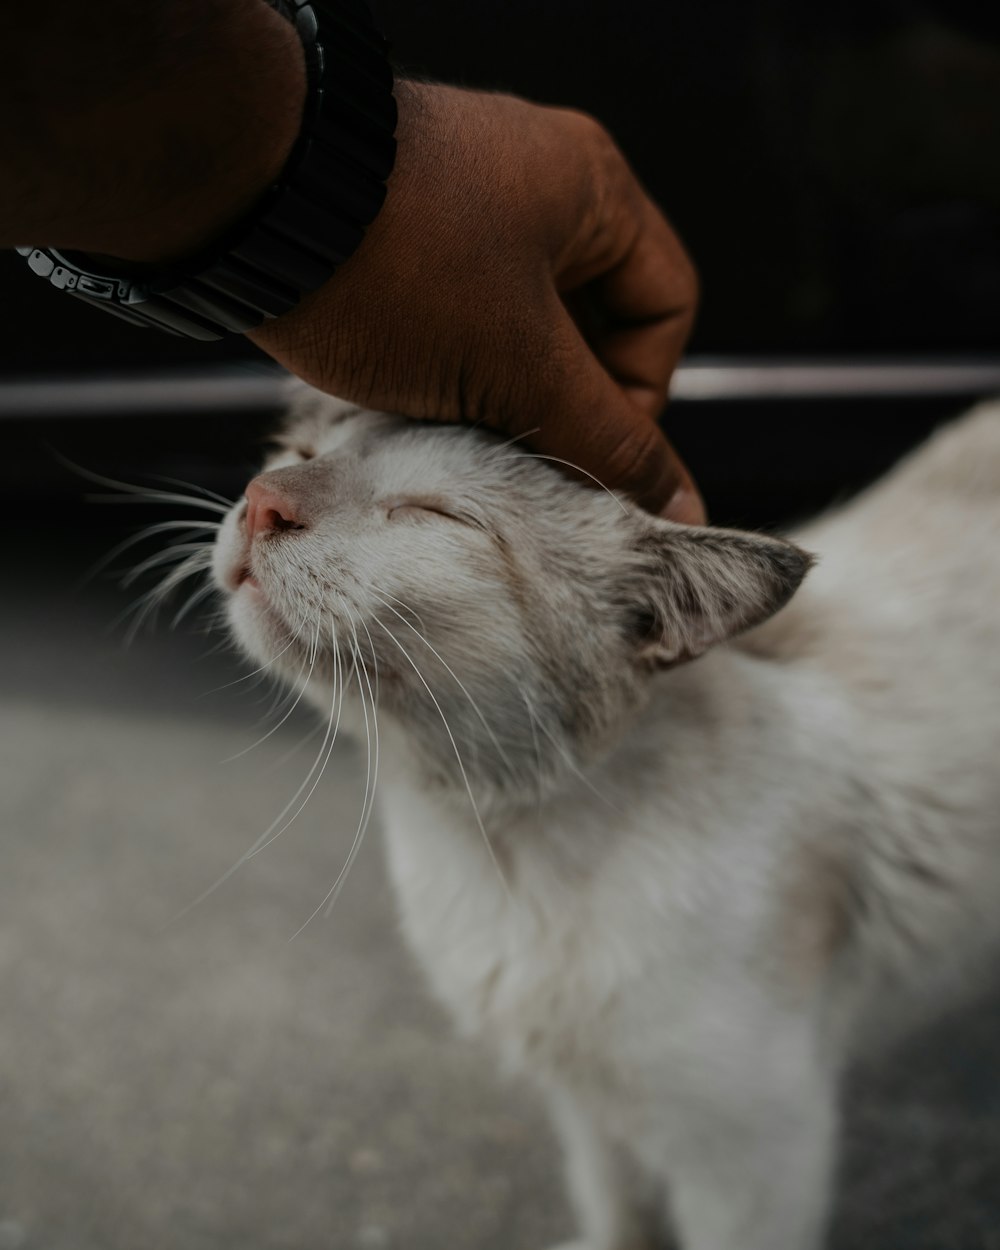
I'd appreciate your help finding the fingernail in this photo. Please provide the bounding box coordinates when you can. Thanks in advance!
[660,480,707,526]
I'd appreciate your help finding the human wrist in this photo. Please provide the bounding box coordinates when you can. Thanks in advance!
[15,0,398,340]
[4,0,306,263]
[108,2,308,265]
[247,78,478,359]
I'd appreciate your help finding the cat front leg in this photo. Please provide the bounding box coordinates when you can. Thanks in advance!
[650,1029,837,1250]
[545,1082,670,1250]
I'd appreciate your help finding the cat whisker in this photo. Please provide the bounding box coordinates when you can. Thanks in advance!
[292,612,381,936]
[330,613,348,758]
[370,586,428,636]
[116,544,215,641]
[53,451,230,515]
[171,580,218,630]
[87,490,229,515]
[369,586,515,780]
[320,610,382,920]
[84,519,221,586]
[257,668,299,721]
[523,453,629,515]
[265,718,325,774]
[241,615,314,723]
[169,624,349,922]
[212,617,312,717]
[197,630,303,698]
[223,626,320,762]
[121,541,214,589]
[198,636,235,661]
[243,619,351,862]
[522,688,623,815]
[145,473,236,508]
[114,549,214,643]
[483,426,542,457]
[309,621,320,667]
[518,688,546,807]
[371,614,510,897]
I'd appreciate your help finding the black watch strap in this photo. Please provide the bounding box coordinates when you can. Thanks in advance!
[17,0,397,341]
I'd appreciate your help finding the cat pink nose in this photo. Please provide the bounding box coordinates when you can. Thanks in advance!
[244,477,303,539]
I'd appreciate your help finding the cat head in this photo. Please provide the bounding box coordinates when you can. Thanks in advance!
[213,387,812,796]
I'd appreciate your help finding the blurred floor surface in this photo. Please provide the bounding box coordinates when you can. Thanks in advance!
[1,545,999,1250]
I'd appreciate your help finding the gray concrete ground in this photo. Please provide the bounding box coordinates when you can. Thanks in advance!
[2,545,999,1250]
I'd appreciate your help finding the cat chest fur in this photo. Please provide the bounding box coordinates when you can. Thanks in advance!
[374,768,795,1104]
[379,786,663,1081]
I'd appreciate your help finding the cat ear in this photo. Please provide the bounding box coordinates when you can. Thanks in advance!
[625,522,814,666]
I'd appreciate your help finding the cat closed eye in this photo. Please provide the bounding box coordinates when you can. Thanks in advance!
[262,438,313,456]
[260,444,316,470]
[386,499,464,524]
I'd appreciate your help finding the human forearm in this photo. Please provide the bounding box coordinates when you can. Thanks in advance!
[0,0,304,262]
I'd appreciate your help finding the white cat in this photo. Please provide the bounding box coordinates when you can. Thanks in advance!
[211,391,1000,1250]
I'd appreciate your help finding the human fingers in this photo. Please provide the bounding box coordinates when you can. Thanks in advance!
[521,307,705,521]
[563,190,697,422]
[589,208,697,420]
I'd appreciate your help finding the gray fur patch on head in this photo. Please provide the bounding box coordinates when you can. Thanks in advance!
[272,380,367,456]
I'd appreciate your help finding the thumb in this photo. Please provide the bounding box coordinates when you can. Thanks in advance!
[522,317,705,522]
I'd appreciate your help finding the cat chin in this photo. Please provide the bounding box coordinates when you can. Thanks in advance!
[227,589,296,670]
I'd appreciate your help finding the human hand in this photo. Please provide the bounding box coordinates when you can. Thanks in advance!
[1,0,699,520]
[250,82,703,521]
